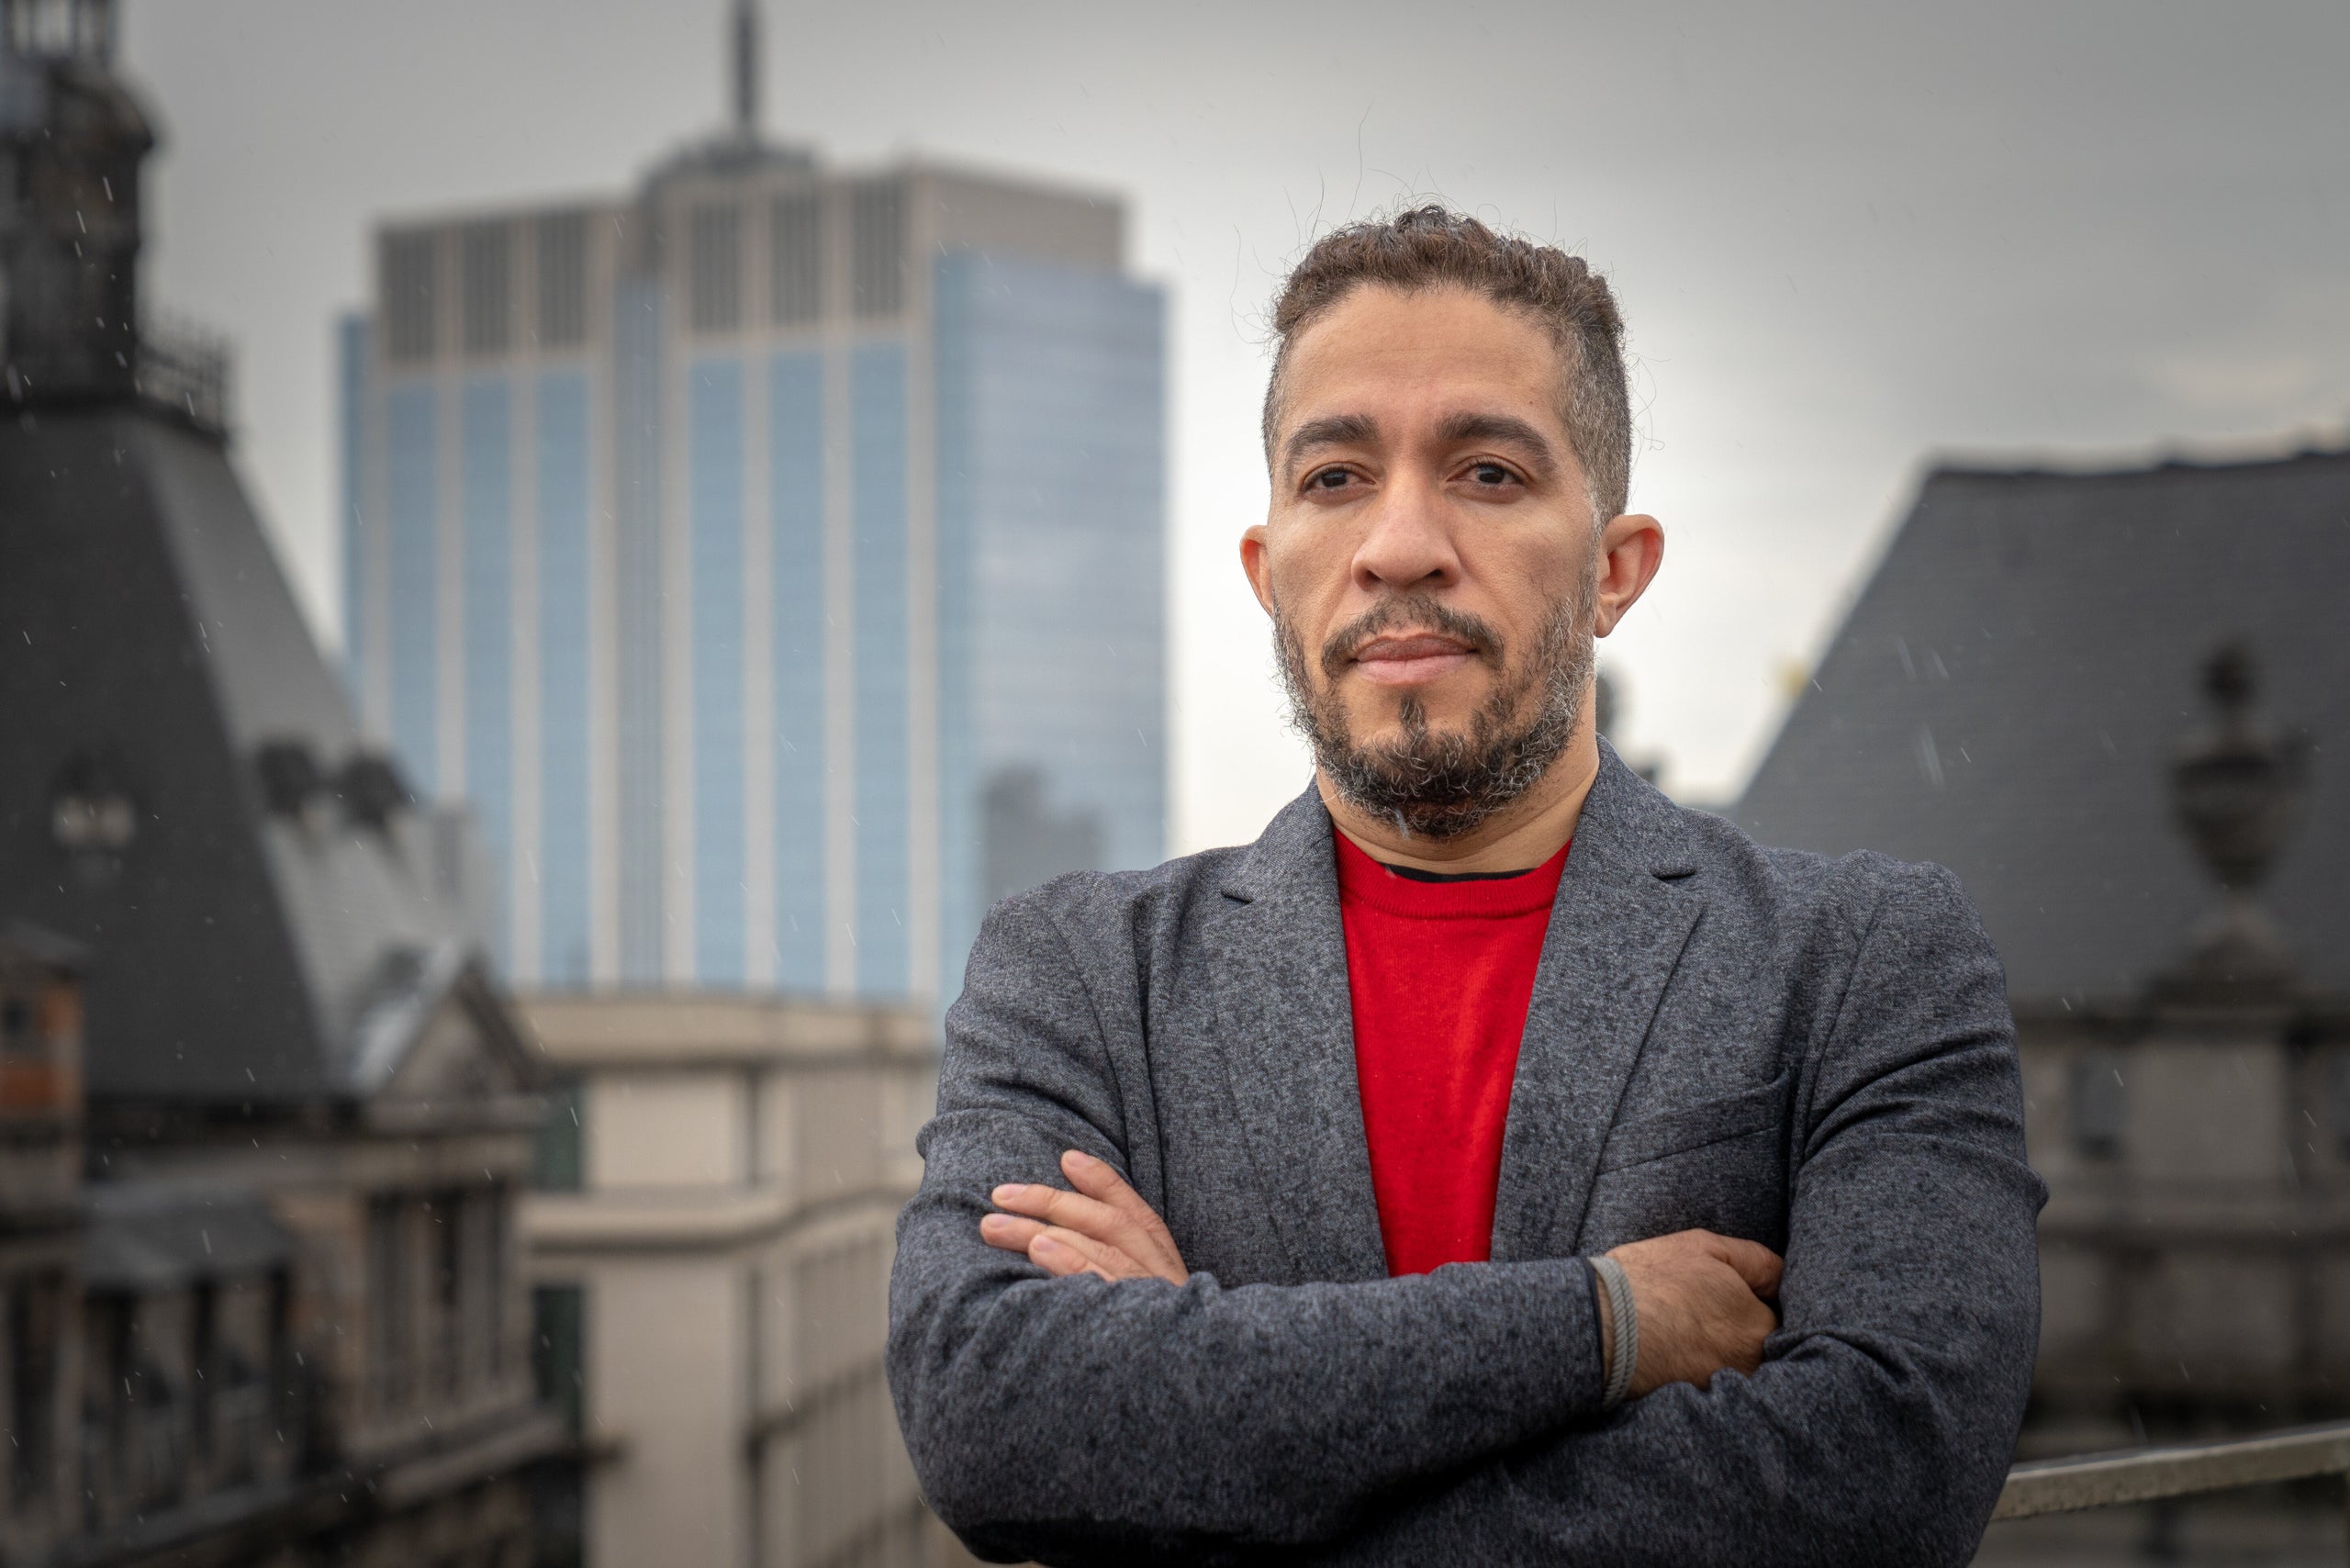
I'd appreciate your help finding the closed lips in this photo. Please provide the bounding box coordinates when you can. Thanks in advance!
[1352,633,1479,684]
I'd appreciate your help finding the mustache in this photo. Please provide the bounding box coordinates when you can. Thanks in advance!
[1320,595,1504,681]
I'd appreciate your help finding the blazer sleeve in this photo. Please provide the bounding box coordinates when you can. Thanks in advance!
[1305,859,2047,1568]
[886,890,1611,1565]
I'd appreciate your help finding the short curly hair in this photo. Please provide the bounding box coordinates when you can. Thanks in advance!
[1261,206,1632,524]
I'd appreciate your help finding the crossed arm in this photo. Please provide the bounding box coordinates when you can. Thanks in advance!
[886,868,2043,1566]
[983,1148,1785,1404]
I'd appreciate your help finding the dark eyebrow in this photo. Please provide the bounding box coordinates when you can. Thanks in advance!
[1281,413,1380,476]
[1436,412,1560,481]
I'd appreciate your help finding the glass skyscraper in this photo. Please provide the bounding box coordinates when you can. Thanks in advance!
[341,143,1166,1002]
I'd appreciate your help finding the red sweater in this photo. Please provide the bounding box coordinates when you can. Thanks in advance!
[1334,830,1569,1277]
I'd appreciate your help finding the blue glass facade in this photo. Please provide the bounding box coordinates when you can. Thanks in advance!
[688,358,746,984]
[386,385,438,791]
[461,379,513,966]
[851,342,911,993]
[769,352,826,989]
[536,371,593,984]
[932,253,1167,994]
[346,195,1165,1002]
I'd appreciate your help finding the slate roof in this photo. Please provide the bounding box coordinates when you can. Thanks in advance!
[1733,447,2350,1003]
[0,406,520,1104]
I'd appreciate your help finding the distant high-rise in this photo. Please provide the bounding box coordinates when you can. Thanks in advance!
[340,10,1167,1000]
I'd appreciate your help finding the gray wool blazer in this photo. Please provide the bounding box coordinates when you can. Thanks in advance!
[889,743,2044,1567]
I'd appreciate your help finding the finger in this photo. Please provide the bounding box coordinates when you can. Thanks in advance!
[996,1158,1163,1266]
[1029,1227,1147,1282]
[1060,1151,1185,1274]
[990,1182,1131,1247]
[1060,1149,1149,1217]
[992,1182,1166,1278]
[1026,1233,1106,1280]
[1701,1234,1785,1298]
[979,1213,1048,1255]
[1058,1154,1169,1247]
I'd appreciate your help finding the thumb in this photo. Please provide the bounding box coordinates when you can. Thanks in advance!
[1707,1235,1785,1299]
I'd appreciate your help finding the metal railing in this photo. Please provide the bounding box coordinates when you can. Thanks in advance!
[1996,1418,2350,1561]
[133,314,231,436]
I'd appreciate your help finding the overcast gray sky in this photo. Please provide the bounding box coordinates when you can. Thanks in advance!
[122,1,2350,851]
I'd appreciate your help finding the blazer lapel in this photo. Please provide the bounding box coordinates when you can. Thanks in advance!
[1203,787,1390,1283]
[1489,745,1704,1262]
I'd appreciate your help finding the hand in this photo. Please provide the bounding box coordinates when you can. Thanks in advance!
[1603,1228,1783,1398]
[979,1149,1191,1285]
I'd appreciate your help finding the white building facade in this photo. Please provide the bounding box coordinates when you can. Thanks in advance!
[518,991,968,1568]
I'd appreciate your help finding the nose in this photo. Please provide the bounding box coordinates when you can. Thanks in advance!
[1349,470,1461,596]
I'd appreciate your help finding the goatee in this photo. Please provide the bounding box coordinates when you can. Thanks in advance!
[1275,580,1596,842]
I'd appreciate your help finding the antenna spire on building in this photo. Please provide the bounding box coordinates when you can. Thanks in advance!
[730,0,759,141]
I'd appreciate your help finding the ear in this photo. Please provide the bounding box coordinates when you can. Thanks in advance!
[1239,522,1277,618]
[1592,513,1664,638]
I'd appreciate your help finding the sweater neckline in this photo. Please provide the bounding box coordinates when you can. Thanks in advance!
[1332,829,1570,919]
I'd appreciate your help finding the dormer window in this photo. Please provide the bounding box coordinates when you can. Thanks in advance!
[50,748,138,887]
[336,753,412,832]
[253,738,325,819]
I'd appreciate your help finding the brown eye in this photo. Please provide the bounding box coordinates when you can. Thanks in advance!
[1309,467,1352,490]
[1469,462,1513,486]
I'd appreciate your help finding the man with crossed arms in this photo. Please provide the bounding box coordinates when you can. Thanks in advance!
[887,206,2042,1565]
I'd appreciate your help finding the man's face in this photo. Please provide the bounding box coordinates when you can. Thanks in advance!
[1243,284,1620,840]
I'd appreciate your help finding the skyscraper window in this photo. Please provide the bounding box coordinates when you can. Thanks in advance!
[461,223,512,356]
[385,232,439,364]
[850,180,904,319]
[688,202,743,334]
[770,191,822,325]
[535,212,588,349]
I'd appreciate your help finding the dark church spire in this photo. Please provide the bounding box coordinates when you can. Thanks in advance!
[0,0,147,406]
[0,0,224,431]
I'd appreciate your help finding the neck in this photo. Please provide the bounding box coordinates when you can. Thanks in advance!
[1322,715,1602,876]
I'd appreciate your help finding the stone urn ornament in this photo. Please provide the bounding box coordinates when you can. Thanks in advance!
[2159,642,2313,1002]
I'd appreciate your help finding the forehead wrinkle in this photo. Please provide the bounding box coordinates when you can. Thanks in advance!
[1281,412,1381,476]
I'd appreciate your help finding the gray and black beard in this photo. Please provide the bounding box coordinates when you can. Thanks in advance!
[1275,582,1596,843]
